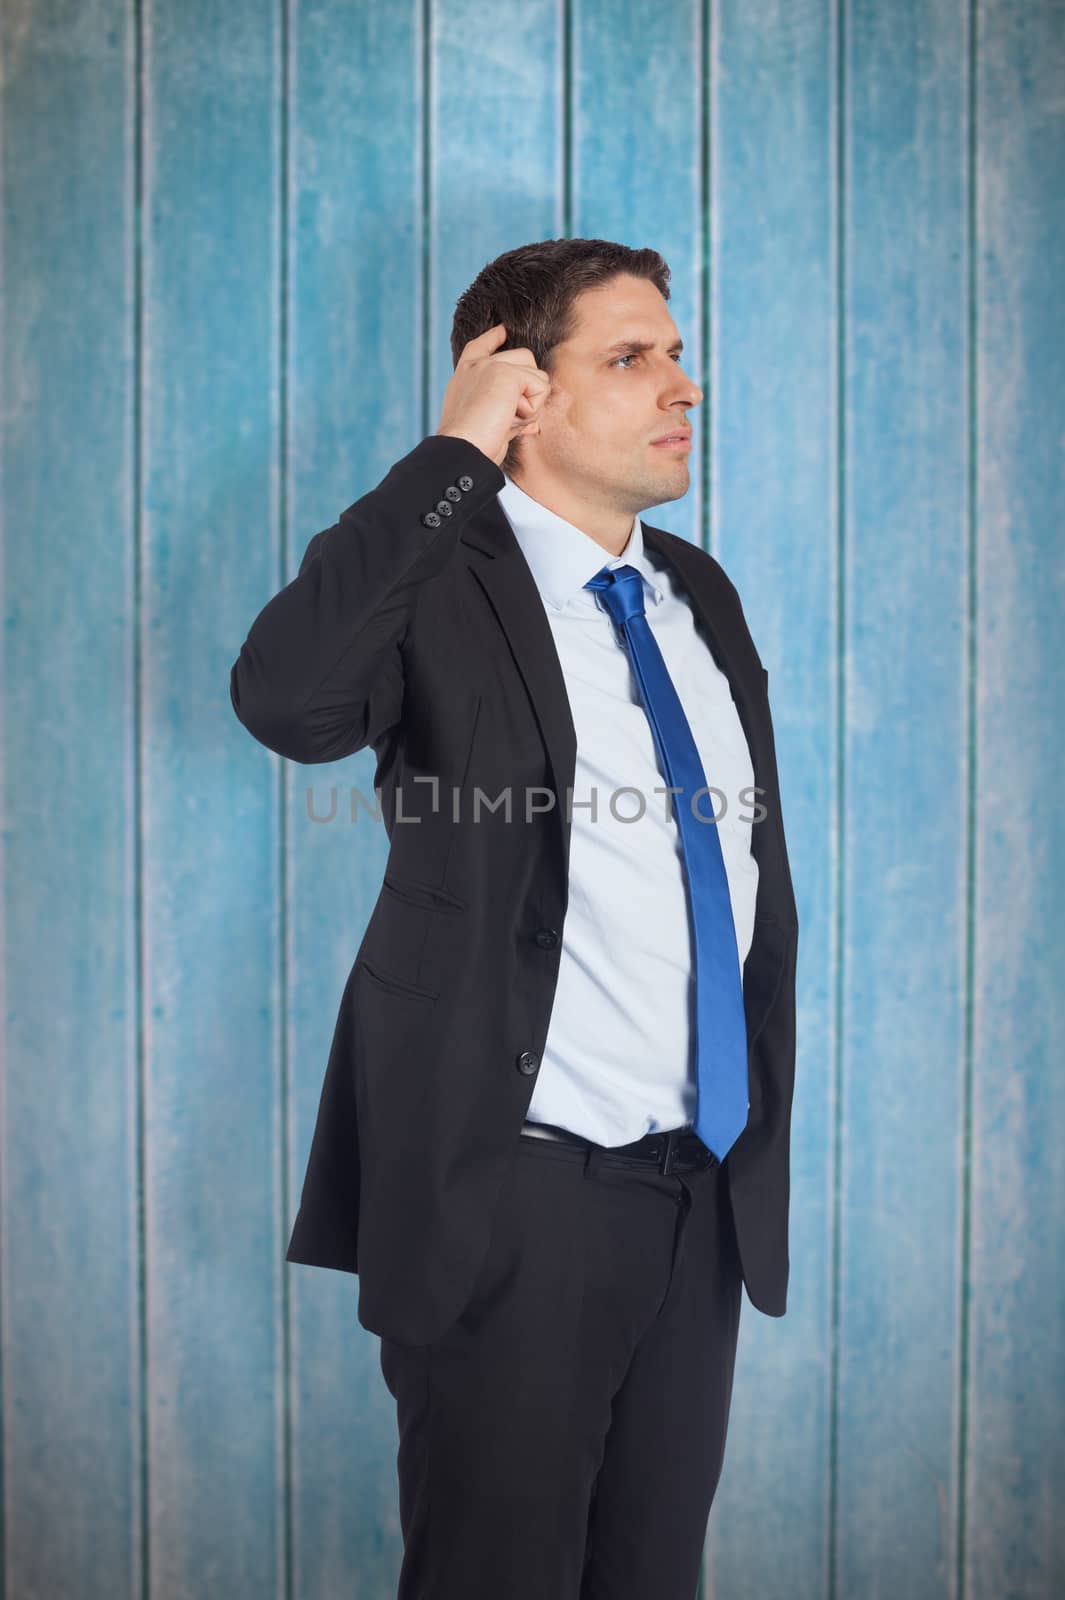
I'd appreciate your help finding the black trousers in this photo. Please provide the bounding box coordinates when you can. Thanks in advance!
[378,1127,744,1599]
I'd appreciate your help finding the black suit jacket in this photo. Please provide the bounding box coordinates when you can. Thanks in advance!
[230,433,799,1346]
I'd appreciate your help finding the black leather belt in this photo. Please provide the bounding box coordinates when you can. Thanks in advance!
[520,1120,717,1175]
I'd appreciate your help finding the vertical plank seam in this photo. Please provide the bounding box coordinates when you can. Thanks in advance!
[423,0,432,428]
[0,0,8,1587]
[955,1,978,1595]
[828,0,845,1597]
[278,3,294,1598]
[133,0,150,1595]
[562,0,572,237]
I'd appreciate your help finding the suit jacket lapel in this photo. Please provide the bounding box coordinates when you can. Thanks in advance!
[460,499,785,931]
[462,503,579,890]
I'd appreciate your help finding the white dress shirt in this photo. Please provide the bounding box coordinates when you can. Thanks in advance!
[495,473,760,1146]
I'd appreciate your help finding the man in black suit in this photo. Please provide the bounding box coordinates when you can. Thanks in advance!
[230,237,798,1600]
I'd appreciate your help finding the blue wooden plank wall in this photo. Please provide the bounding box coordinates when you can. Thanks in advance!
[1,1,1062,1597]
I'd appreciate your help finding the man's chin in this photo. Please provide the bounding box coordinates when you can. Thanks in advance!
[641,461,690,506]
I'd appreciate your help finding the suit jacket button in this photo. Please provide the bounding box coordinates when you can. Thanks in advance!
[422,511,441,528]
[445,485,462,502]
[534,928,559,949]
[435,500,453,516]
[458,474,474,491]
[516,1050,539,1075]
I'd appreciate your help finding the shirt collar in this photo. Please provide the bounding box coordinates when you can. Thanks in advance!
[496,473,665,614]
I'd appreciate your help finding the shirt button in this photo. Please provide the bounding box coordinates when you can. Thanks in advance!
[534,928,559,950]
[516,1050,540,1075]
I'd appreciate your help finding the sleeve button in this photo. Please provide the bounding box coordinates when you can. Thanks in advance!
[435,500,454,516]
[422,511,441,528]
[458,475,474,491]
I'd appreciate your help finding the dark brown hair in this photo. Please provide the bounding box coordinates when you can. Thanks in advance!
[449,237,672,475]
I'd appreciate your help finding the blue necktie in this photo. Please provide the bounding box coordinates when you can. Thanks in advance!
[584,563,749,1161]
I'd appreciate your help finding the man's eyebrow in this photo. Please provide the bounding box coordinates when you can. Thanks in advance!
[601,337,685,356]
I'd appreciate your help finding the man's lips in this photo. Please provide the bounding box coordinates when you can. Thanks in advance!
[651,431,692,450]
